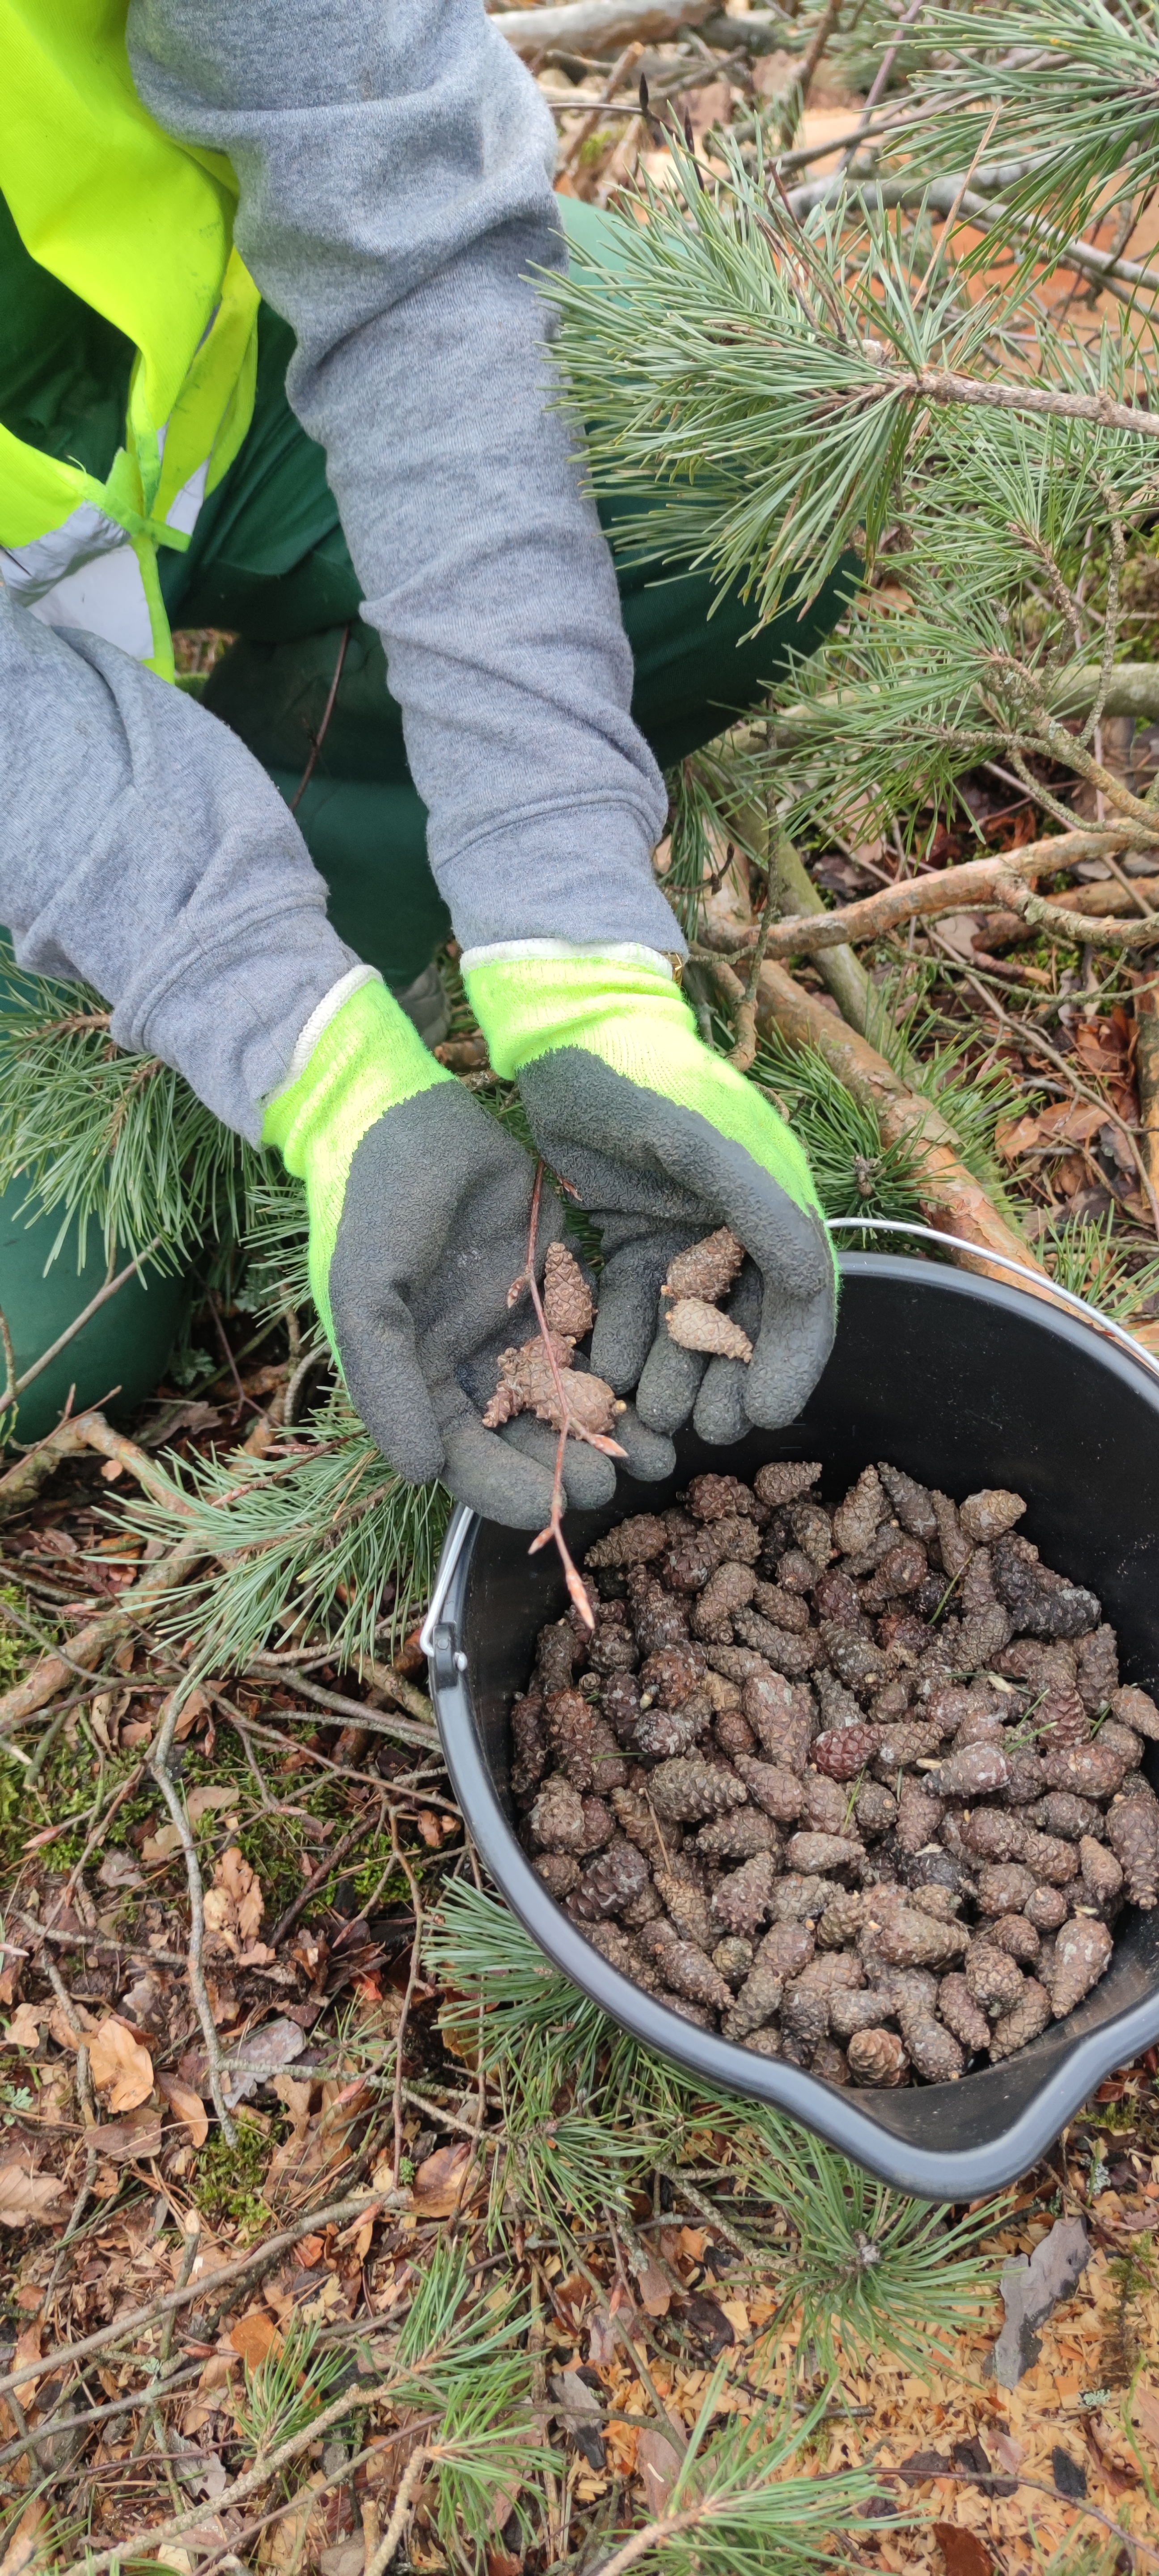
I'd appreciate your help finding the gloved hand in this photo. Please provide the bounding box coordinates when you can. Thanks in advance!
[263,976,669,1525]
[464,952,836,1445]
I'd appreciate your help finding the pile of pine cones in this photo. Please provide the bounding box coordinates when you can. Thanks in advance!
[511,1461,1159,2086]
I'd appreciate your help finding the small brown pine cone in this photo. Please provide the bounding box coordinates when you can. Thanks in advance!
[1027,1790,1103,1843]
[986,1913,1041,1965]
[1042,1740,1128,1799]
[960,1807,1028,1864]
[870,1964,939,2018]
[976,1860,1037,1918]
[662,1532,717,1594]
[918,1682,975,1738]
[586,1513,668,1572]
[651,1756,748,1825]
[713,1935,754,1987]
[1019,1581,1103,1641]
[931,1490,973,1577]
[876,1461,937,1540]
[832,1466,889,1555]
[708,1517,765,1569]
[583,1921,651,1983]
[658,1990,716,2028]
[715,1707,758,1760]
[1079,1835,1124,1910]
[785,1830,866,1876]
[588,1629,639,1683]
[639,1644,707,1712]
[787,1499,834,1567]
[960,1487,1027,1545]
[1049,1915,1114,2017]
[896,1779,945,1857]
[855,1782,898,1841]
[987,1976,1052,2061]
[723,1961,786,2040]
[817,1889,866,1948]
[777,1546,822,1594]
[814,1672,866,1731]
[741,2025,783,2058]
[609,1787,674,1870]
[752,1580,812,1635]
[664,1226,745,1305]
[733,1610,820,1676]
[931,1742,1011,1801]
[1038,1687,1091,1754]
[654,1869,714,1952]
[820,1623,885,1697]
[580,1795,616,1855]
[546,1694,629,1797]
[860,1537,930,1613]
[693,1561,757,1640]
[799,1770,848,1835]
[754,1460,822,1508]
[877,1610,933,1659]
[601,1672,643,1749]
[742,1677,815,1773]
[964,1942,1025,2018]
[956,1605,1015,1670]
[634,1700,709,1759]
[1110,1683,1159,1741]
[960,1547,997,1615]
[831,1986,896,2040]
[770,1872,832,1924]
[872,1720,943,1777]
[1107,1792,1159,1908]
[529,1776,587,1853]
[711,1852,781,1940]
[535,1621,578,1696]
[903,1848,967,1903]
[542,1241,596,1339]
[1100,1719,1144,1773]
[511,1696,549,1798]
[567,1836,651,1922]
[1024,1882,1069,1932]
[753,1918,816,1980]
[813,1566,864,1627]
[639,1921,733,2012]
[907,1882,963,1925]
[686,1472,762,1524]
[783,1951,864,2049]
[861,1907,968,1971]
[630,1580,692,1658]
[1004,1749,1049,1805]
[848,2026,909,2086]
[702,1669,744,1715]
[898,2011,964,2084]
[533,1852,581,1899]
[1075,1623,1120,1714]
[806,2038,850,2085]
[733,1753,804,1824]
[812,1722,882,1782]
[937,1973,990,2054]
[695,1808,779,1861]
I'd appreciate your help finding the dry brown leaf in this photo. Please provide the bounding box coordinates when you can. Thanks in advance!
[0,2167,64,2228]
[0,2498,53,2576]
[228,2309,283,2369]
[203,1844,268,1957]
[85,2015,155,2113]
[934,2525,994,2576]
[156,2071,210,2148]
[410,2141,475,2216]
[636,2428,683,2515]
[5,2007,45,2052]
[88,2108,163,2163]
[631,2256,672,2318]
[1131,2380,1159,2452]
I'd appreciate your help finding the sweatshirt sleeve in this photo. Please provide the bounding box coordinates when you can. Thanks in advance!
[126,0,682,961]
[0,591,362,1141]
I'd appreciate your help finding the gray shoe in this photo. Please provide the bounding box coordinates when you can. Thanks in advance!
[394,964,450,1049]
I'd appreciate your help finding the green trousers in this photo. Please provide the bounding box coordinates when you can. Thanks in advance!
[157,200,853,996]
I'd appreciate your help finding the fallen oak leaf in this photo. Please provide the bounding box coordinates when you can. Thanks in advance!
[84,2016,155,2114]
[0,2167,65,2228]
[934,2527,994,2576]
[409,2141,476,2216]
[156,2071,209,2148]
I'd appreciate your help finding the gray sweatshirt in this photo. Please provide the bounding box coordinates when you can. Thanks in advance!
[0,0,679,1141]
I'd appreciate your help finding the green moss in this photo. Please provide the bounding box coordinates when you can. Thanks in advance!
[192,2112,279,2239]
[0,1592,27,1694]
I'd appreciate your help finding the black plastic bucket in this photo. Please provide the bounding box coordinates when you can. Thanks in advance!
[425,1254,1159,2199]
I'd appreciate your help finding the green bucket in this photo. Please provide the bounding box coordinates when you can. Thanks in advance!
[0,1180,190,1447]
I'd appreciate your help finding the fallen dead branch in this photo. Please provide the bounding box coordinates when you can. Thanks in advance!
[752,831,1154,964]
[491,0,712,53]
[753,958,1050,1282]
[0,1535,203,1730]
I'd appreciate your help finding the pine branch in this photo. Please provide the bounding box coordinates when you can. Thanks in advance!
[756,829,1153,961]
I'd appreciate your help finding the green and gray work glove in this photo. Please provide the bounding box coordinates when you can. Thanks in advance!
[464,951,836,1445]
[263,975,646,1526]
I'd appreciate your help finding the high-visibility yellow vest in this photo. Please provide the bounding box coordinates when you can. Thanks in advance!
[0,0,259,678]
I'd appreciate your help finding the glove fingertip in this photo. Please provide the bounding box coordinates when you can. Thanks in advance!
[634,1334,707,1435]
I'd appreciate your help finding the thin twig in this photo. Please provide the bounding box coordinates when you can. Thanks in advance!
[290,621,352,813]
[520,1163,600,1629]
[389,1812,426,2189]
[150,1685,237,2144]
[365,2443,432,2576]
[266,1802,383,1949]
